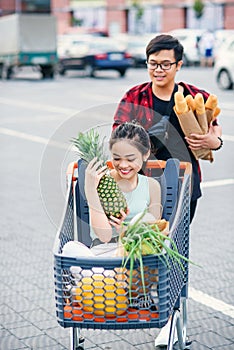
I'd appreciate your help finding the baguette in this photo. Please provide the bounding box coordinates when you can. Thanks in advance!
[214,106,221,118]
[185,94,195,111]
[194,93,205,115]
[205,94,221,123]
[174,91,188,114]
[205,94,218,110]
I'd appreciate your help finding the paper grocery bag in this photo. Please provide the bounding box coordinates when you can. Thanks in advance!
[196,112,208,134]
[206,109,214,125]
[194,148,213,162]
[175,108,202,136]
[174,108,213,162]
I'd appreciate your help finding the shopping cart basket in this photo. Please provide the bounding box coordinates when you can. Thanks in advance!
[53,158,192,350]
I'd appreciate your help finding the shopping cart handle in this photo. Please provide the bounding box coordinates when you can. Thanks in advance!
[66,161,78,182]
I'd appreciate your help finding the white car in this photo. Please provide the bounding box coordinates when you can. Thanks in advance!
[169,29,205,66]
[214,29,234,54]
[214,35,234,90]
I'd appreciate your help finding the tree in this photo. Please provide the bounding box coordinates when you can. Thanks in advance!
[193,0,205,19]
[132,0,144,21]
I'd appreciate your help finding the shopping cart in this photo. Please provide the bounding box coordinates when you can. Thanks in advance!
[53,158,192,350]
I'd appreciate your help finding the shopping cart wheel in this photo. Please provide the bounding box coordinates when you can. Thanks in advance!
[76,337,85,350]
[70,328,85,350]
[184,338,192,350]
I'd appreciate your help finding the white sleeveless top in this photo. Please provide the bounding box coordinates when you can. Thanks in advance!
[90,174,150,241]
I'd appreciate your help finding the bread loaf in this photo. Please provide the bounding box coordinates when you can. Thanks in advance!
[174,91,188,114]
[214,106,221,118]
[194,93,205,115]
[185,94,195,111]
[205,94,218,110]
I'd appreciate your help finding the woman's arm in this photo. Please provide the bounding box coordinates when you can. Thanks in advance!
[148,177,162,220]
[85,158,128,242]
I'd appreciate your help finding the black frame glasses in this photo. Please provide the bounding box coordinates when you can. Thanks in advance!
[146,61,177,70]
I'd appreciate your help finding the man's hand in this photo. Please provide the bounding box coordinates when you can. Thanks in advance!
[185,123,222,150]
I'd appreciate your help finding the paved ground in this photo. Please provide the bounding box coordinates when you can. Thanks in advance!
[1,132,233,350]
[0,68,233,349]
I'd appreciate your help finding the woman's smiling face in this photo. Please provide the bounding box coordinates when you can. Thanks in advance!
[111,140,147,179]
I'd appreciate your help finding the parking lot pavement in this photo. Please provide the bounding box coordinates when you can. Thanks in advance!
[1,144,233,349]
[0,68,233,349]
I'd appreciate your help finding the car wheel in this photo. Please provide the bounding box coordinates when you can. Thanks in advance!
[217,69,233,90]
[57,63,66,76]
[84,64,95,77]
[59,68,66,76]
[41,65,54,79]
[118,69,126,77]
[6,66,13,79]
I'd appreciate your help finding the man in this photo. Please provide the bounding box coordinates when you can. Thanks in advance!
[113,34,222,224]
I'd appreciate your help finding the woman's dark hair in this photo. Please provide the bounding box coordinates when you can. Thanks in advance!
[109,122,150,156]
[146,34,184,62]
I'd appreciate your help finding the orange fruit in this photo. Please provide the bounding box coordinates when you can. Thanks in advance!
[139,310,150,321]
[72,274,128,317]
[72,308,83,321]
[127,308,138,320]
[64,305,72,319]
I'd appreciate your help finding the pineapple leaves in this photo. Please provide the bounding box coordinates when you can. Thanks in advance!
[71,128,108,165]
[70,128,127,219]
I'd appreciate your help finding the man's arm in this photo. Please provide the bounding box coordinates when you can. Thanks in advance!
[113,93,134,129]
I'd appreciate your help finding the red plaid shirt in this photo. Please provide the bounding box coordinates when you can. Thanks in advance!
[113,81,211,199]
[113,81,209,129]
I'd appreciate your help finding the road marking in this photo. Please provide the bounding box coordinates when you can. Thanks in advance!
[189,287,234,318]
[223,134,234,142]
[0,97,77,114]
[201,178,234,188]
[0,127,68,150]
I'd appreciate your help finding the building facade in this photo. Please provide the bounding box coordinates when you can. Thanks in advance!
[0,0,233,34]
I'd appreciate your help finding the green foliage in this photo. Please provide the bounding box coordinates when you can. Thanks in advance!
[71,129,107,164]
[193,0,205,19]
[132,0,144,20]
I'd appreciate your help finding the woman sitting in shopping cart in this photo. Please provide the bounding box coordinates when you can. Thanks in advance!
[84,121,162,257]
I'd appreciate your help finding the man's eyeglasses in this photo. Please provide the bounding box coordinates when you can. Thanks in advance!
[146,61,177,70]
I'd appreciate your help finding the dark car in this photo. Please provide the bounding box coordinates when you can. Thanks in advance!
[114,34,156,68]
[57,36,133,77]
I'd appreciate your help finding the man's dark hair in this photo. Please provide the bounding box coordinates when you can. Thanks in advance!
[146,34,184,62]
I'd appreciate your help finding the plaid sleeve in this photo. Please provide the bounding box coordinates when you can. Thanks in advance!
[113,83,154,130]
[113,92,134,129]
[179,82,210,100]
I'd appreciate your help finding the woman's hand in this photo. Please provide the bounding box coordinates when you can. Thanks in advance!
[185,124,222,150]
[109,208,130,233]
[85,157,107,192]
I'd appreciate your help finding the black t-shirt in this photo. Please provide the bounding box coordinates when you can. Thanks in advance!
[152,92,201,201]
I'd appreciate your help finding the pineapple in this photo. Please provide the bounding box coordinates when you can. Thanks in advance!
[71,129,127,219]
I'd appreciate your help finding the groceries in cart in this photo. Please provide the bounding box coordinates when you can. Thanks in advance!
[60,208,193,323]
